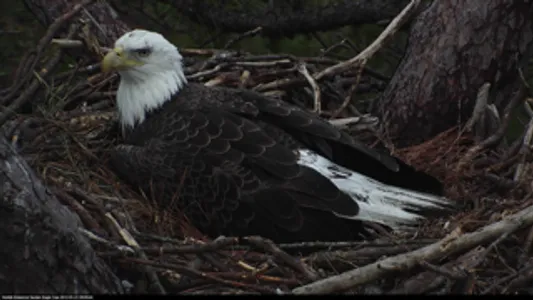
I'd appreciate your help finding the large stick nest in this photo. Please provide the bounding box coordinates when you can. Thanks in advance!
[3,2,533,295]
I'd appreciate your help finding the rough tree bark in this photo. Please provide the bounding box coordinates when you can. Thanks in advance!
[163,0,411,37]
[372,0,533,147]
[0,135,124,294]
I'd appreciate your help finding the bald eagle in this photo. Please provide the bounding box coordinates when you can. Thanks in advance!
[101,29,453,243]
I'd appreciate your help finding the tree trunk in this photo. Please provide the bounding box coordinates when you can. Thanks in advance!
[372,0,533,147]
[0,136,124,294]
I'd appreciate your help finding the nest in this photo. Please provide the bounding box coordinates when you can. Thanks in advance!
[3,6,533,296]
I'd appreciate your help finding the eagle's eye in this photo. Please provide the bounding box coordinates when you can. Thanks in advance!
[134,48,152,57]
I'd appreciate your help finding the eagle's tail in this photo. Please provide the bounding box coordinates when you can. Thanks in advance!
[297,149,454,230]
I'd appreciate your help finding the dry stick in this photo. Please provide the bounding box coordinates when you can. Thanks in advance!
[106,213,166,294]
[0,51,62,126]
[513,118,533,182]
[297,62,321,114]
[224,27,263,49]
[480,272,518,294]
[253,77,305,92]
[502,259,533,293]
[391,246,485,294]
[188,64,228,80]
[309,244,427,272]
[320,39,348,57]
[54,189,102,233]
[121,257,276,294]
[329,115,378,130]
[330,60,366,119]
[519,224,533,264]
[245,236,319,282]
[312,0,421,81]
[181,48,221,56]
[0,0,94,125]
[292,204,533,294]
[229,239,436,252]
[418,261,464,280]
[207,271,300,286]
[0,52,34,98]
[1,0,92,102]
[456,84,527,172]
[234,60,292,67]
[51,38,84,48]
[465,82,491,133]
[140,237,238,254]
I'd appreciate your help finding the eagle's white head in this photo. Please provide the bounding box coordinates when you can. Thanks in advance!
[101,29,187,128]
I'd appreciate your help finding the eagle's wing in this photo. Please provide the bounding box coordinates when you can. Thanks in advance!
[232,89,444,195]
[111,106,360,239]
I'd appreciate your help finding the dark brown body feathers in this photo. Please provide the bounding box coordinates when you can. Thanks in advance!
[110,83,443,242]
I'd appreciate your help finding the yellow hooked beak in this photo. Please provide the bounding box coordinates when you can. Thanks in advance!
[101,47,144,73]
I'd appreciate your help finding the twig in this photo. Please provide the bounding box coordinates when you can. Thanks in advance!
[245,236,318,282]
[480,272,517,294]
[234,60,292,67]
[79,228,136,256]
[106,213,166,294]
[3,0,93,101]
[456,84,526,171]
[465,82,491,132]
[180,48,221,56]
[120,257,276,294]
[418,261,464,280]
[140,236,238,254]
[309,243,427,272]
[391,247,484,294]
[207,271,301,286]
[188,64,228,80]
[224,27,263,49]
[477,222,520,262]
[0,0,94,125]
[297,62,321,114]
[519,224,533,264]
[502,259,533,293]
[134,232,189,245]
[320,39,348,57]
[238,239,435,253]
[292,204,533,294]
[0,51,63,125]
[54,188,102,233]
[513,117,533,182]
[51,38,84,48]
[329,115,379,130]
[313,0,421,81]
[330,60,366,119]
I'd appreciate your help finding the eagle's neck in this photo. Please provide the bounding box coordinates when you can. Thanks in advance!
[117,68,187,129]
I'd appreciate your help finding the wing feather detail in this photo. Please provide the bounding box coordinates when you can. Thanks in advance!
[114,97,360,241]
[110,83,446,242]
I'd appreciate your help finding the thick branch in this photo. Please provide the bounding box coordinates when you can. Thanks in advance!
[293,204,533,294]
[165,0,411,37]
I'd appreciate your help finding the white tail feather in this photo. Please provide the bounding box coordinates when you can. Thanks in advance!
[297,149,452,230]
